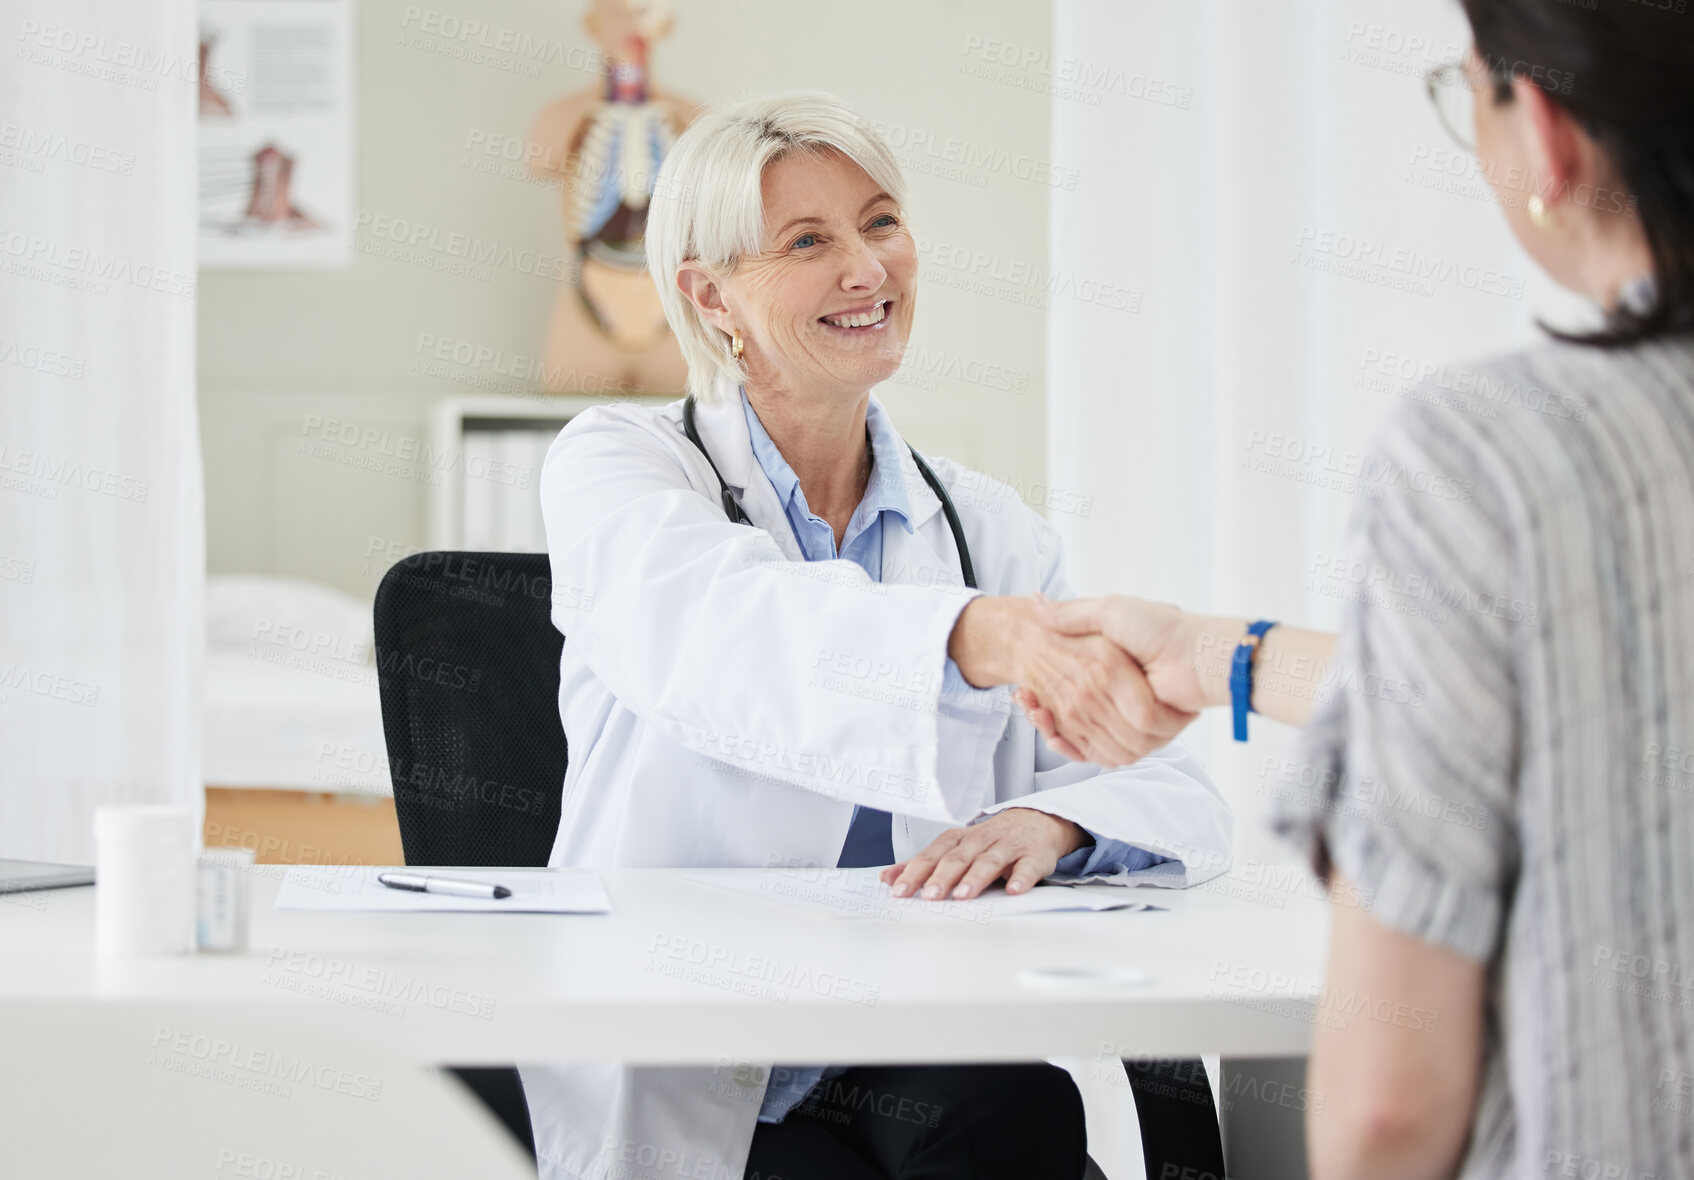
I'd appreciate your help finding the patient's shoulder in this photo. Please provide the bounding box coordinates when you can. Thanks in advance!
[1371,337,1668,520]
[1378,339,1618,463]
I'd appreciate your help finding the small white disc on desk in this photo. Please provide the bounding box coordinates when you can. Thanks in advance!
[1016,966,1152,990]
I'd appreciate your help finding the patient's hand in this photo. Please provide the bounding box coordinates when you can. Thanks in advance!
[949,595,1194,767]
[1052,596,1210,710]
[878,807,1088,900]
[1018,595,1209,761]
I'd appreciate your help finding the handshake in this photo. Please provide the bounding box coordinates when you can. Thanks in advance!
[947,595,1235,767]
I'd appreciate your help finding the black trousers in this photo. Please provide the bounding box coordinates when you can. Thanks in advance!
[743,1063,1087,1180]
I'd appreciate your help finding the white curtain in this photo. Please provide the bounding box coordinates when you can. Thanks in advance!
[0,0,203,862]
[1048,0,1571,863]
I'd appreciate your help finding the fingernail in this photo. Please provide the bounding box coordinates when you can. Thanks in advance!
[923,885,941,899]
[953,884,970,899]
[892,883,908,897]
[1007,881,1024,893]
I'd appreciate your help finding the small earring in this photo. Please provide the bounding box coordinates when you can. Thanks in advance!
[1528,193,1558,229]
[731,330,744,361]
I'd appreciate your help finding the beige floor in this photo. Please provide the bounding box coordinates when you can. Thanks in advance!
[203,787,403,866]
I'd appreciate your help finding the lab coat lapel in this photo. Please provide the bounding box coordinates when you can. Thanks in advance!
[688,384,961,584]
[875,405,965,593]
[687,381,802,561]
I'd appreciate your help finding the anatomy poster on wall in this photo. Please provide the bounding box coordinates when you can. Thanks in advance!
[198,0,354,269]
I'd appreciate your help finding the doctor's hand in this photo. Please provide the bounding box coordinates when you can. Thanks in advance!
[877,807,1088,900]
[1016,596,1215,762]
[949,595,1196,767]
[1045,596,1218,714]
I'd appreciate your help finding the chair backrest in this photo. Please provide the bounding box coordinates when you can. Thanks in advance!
[373,552,566,867]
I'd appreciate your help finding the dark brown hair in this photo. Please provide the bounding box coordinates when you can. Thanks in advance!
[1462,0,1694,344]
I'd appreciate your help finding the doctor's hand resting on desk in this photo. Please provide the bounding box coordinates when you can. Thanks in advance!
[877,792,1088,902]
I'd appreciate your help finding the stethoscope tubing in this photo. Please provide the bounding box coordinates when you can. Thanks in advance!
[681,394,976,590]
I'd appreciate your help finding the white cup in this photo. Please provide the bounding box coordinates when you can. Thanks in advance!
[94,805,197,956]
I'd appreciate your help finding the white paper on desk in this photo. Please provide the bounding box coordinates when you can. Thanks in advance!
[684,867,1161,922]
[274,866,611,913]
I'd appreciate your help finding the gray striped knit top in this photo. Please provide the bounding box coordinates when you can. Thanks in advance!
[1270,333,1694,1180]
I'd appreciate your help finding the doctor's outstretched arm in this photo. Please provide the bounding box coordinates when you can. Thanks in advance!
[542,408,1184,825]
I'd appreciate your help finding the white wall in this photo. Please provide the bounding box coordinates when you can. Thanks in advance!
[199,0,1055,598]
[1048,0,1573,864]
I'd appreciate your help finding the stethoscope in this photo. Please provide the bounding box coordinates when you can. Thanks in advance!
[682,394,976,590]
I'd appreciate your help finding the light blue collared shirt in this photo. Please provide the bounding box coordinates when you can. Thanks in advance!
[741,389,1161,1123]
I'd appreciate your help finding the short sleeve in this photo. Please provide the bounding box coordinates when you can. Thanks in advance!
[1268,403,1525,962]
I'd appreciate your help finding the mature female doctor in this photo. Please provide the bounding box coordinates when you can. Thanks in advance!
[520,92,1232,1180]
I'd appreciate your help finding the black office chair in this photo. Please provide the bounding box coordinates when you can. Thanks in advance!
[374,550,566,1168]
[373,550,1226,1180]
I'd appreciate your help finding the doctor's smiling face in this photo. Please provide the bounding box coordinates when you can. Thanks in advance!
[678,148,917,401]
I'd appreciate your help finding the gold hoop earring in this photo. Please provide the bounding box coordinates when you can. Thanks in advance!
[731,330,744,361]
[1528,193,1557,229]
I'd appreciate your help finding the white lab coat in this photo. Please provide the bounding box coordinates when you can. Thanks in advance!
[519,382,1233,1180]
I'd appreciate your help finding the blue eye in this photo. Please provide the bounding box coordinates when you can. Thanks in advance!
[792,233,818,249]
[871,214,897,228]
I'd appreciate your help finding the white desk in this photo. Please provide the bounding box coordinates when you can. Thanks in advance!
[0,867,1328,1178]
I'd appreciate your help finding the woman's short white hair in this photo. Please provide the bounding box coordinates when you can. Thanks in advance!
[645,91,908,403]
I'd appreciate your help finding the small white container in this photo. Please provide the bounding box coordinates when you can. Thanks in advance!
[93,805,197,956]
[196,847,255,953]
